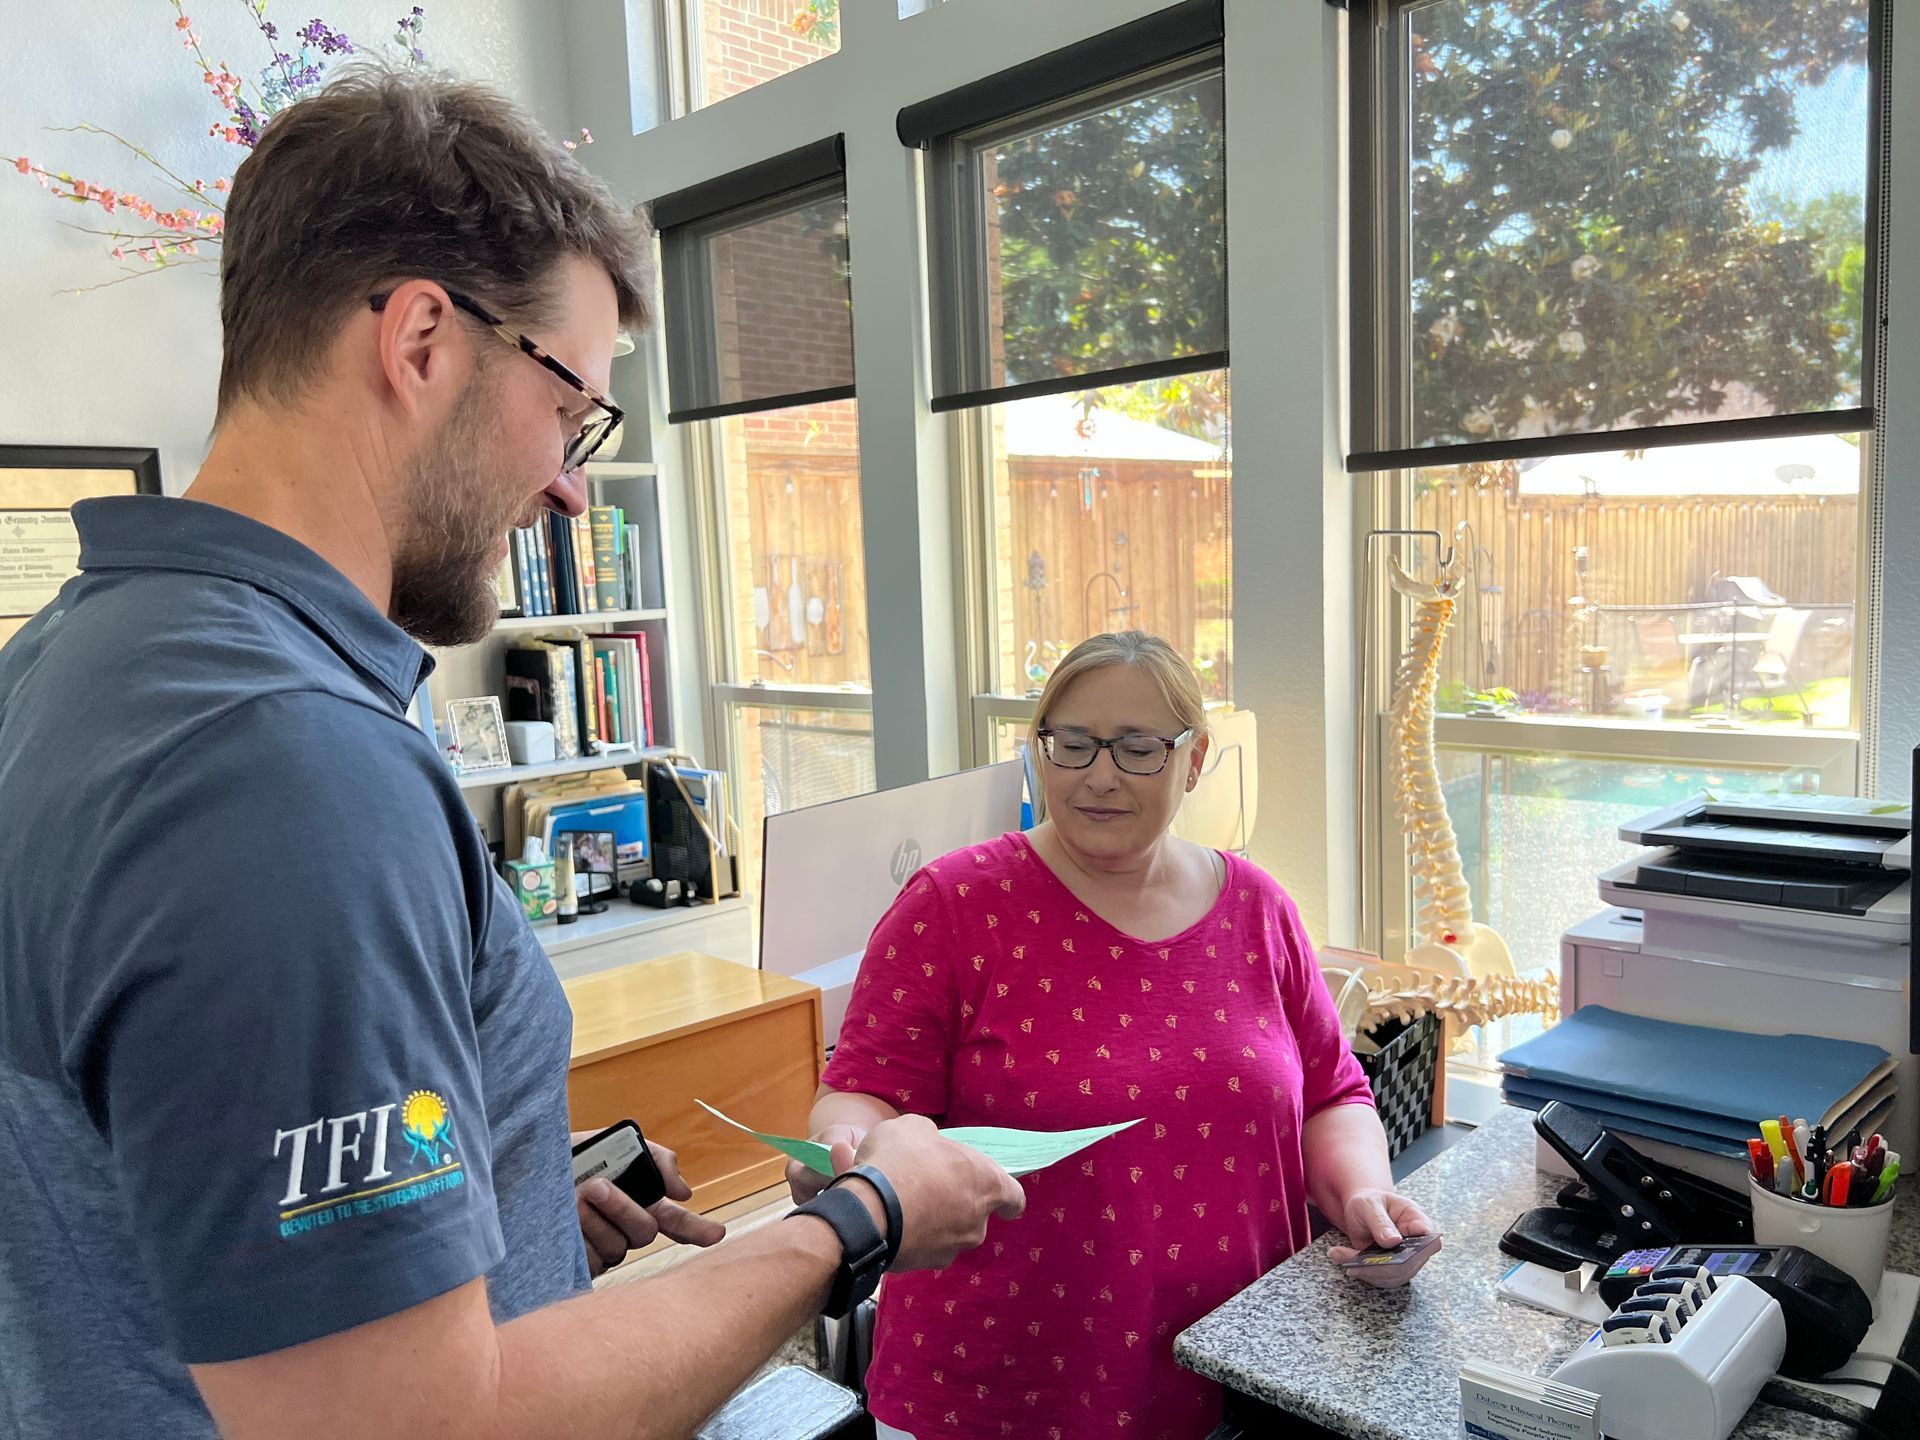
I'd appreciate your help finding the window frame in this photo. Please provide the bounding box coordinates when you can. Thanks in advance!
[1347,0,1886,957]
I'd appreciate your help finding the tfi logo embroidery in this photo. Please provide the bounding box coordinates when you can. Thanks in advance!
[890,839,922,887]
[271,1089,465,1240]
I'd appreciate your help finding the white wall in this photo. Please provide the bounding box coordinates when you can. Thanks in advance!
[0,0,578,492]
[1876,3,1918,801]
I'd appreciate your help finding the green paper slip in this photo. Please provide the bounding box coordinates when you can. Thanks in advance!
[696,1101,1139,1179]
[940,1120,1141,1177]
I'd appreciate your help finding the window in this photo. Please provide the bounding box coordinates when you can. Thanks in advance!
[974,370,1231,701]
[1355,0,1873,463]
[907,4,1233,754]
[1432,745,1846,1069]
[658,146,872,893]
[674,0,840,113]
[654,140,853,423]
[905,0,1225,408]
[726,698,875,909]
[1415,432,1861,730]
[717,398,869,689]
[1352,0,1886,1002]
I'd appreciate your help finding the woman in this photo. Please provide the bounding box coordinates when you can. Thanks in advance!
[796,632,1435,1440]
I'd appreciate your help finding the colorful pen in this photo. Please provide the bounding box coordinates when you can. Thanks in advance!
[1871,1158,1901,1206]
[1760,1119,1786,1163]
[1786,1125,1807,1189]
[1822,1163,1845,1207]
[1748,1138,1774,1187]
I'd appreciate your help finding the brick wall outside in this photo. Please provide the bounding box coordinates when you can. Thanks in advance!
[699,0,837,108]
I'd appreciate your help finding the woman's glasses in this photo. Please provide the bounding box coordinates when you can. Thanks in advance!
[1037,727,1194,776]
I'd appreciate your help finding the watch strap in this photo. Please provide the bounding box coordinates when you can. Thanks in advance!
[786,1183,887,1318]
[829,1165,903,1271]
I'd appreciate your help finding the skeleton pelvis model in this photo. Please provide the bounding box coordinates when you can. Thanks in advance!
[1386,551,1515,982]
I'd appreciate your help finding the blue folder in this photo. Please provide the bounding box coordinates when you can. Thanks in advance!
[1497,1005,1888,1130]
[1498,1074,1770,1147]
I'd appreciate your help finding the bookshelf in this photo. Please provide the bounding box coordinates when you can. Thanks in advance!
[493,608,665,633]
[453,746,675,791]
[429,461,682,856]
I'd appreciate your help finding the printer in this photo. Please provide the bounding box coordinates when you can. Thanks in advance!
[1558,793,1914,1185]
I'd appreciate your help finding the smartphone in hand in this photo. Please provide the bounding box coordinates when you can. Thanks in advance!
[571,1119,668,1208]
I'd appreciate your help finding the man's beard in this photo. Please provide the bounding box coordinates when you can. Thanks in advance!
[390,382,527,648]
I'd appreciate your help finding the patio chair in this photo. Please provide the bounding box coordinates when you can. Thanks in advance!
[1747,606,1814,724]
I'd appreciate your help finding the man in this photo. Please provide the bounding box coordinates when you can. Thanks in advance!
[0,68,1023,1440]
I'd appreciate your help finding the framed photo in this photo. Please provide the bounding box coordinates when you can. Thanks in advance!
[1,445,161,645]
[446,695,511,772]
[559,828,619,901]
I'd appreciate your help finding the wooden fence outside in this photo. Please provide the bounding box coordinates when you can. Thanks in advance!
[1411,485,1858,710]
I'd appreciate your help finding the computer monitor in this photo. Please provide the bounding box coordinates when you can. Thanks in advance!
[760,760,1025,1049]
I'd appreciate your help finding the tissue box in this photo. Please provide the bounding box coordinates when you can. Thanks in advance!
[506,859,556,922]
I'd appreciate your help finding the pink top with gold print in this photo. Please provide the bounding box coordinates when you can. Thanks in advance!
[820,832,1375,1440]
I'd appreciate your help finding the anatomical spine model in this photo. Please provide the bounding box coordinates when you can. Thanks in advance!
[1386,545,1515,981]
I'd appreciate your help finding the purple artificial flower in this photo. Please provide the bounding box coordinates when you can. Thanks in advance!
[263,21,278,40]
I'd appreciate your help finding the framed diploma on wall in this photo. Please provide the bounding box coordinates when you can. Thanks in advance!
[0,445,161,645]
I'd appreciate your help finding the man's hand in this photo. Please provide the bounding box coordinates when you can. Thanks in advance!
[1326,1187,1437,1282]
[787,1124,868,1205]
[570,1135,726,1277]
[846,1114,1026,1271]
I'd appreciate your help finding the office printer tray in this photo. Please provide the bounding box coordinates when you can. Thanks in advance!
[1602,852,1909,953]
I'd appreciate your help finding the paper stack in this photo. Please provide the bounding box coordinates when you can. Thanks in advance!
[1499,1006,1894,1168]
[1460,1359,1600,1440]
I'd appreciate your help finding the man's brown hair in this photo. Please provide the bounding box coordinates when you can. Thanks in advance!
[216,66,652,418]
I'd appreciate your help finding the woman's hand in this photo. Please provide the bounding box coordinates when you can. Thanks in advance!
[1327,1187,1437,1276]
[786,1123,868,1203]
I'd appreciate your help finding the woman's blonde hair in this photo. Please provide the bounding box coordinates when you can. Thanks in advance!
[1027,632,1208,818]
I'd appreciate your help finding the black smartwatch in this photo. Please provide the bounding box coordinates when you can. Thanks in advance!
[787,1165,900,1318]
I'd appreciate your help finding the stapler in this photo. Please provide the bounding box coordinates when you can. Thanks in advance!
[1500,1102,1752,1270]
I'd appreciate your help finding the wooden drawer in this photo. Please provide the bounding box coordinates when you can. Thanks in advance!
[565,951,822,1213]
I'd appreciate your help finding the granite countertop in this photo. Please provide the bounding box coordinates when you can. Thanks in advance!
[1175,1104,1919,1440]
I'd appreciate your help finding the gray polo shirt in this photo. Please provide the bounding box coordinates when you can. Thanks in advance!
[0,496,589,1437]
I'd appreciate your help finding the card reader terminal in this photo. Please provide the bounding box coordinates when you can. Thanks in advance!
[1600,1243,1871,1378]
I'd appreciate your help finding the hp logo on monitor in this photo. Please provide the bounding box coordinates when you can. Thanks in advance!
[890,839,922,887]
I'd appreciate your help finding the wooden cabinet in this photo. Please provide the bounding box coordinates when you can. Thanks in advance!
[564,951,823,1213]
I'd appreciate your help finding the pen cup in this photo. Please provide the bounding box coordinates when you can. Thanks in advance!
[1748,1175,1892,1314]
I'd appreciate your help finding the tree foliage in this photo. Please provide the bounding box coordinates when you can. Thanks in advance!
[988,73,1227,390]
[1409,0,1870,447]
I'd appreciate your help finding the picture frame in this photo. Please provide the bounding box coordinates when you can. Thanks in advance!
[1,445,161,645]
[445,695,511,772]
[558,828,619,903]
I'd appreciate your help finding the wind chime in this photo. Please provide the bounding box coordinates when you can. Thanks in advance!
[1384,532,1515,982]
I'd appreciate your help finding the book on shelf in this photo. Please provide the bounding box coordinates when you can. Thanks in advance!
[504,640,582,759]
[506,506,646,621]
[589,505,623,613]
[599,630,654,747]
[590,634,647,749]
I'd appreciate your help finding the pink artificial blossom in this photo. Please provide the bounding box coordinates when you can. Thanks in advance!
[13,156,28,174]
